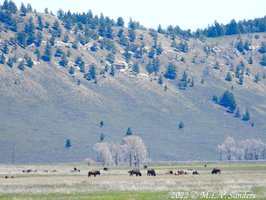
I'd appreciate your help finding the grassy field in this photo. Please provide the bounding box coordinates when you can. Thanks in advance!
[0,163,266,200]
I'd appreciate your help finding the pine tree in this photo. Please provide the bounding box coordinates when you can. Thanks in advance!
[42,41,52,61]
[18,60,25,71]
[110,66,115,76]
[117,17,124,27]
[236,40,244,53]
[132,62,140,75]
[146,61,153,75]
[234,107,240,118]
[126,127,132,136]
[248,56,253,65]
[100,121,104,127]
[0,54,6,64]
[99,133,105,142]
[34,49,41,61]
[152,57,160,76]
[158,75,163,85]
[242,108,250,121]
[6,58,13,68]
[65,138,71,148]
[178,121,184,129]
[69,66,74,74]
[260,54,266,66]
[225,72,232,81]
[59,53,68,67]
[20,3,27,16]
[219,90,237,112]
[164,62,177,80]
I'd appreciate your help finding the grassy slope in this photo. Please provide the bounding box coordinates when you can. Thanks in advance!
[0,12,266,163]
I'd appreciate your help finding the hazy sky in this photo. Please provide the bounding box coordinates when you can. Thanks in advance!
[5,0,266,30]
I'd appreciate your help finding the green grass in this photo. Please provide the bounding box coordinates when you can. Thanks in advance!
[0,192,168,200]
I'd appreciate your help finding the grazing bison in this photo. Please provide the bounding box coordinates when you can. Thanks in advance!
[88,170,100,177]
[212,168,221,174]
[128,169,142,176]
[103,167,109,171]
[192,170,199,175]
[147,169,156,176]
[71,167,80,172]
[166,170,173,175]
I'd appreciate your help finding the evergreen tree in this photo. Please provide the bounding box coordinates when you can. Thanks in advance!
[54,48,63,57]
[59,53,68,67]
[116,17,124,27]
[156,43,163,55]
[225,72,232,81]
[164,62,177,80]
[248,56,253,65]
[242,108,250,121]
[106,52,115,63]
[0,54,5,64]
[100,121,104,127]
[258,42,266,54]
[99,133,105,142]
[35,31,43,47]
[65,138,71,148]
[16,32,27,47]
[254,73,260,83]
[18,60,25,71]
[236,40,244,53]
[234,107,240,118]
[37,16,43,30]
[128,29,136,42]
[146,61,153,75]
[89,64,97,79]
[178,121,184,129]
[69,66,74,74]
[158,75,163,85]
[244,40,250,51]
[132,62,140,75]
[148,47,155,58]
[42,41,52,61]
[34,48,41,61]
[20,3,27,16]
[152,57,160,75]
[110,65,115,76]
[219,90,237,112]
[25,55,33,68]
[260,54,266,66]
[126,127,132,136]
[6,58,13,68]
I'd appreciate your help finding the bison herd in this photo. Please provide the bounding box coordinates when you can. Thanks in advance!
[87,167,221,177]
[4,166,222,179]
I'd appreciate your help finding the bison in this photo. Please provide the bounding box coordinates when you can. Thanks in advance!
[166,170,173,175]
[147,169,156,176]
[192,170,199,175]
[212,168,221,174]
[88,170,100,177]
[103,167,109,171]
[128,169,142,176]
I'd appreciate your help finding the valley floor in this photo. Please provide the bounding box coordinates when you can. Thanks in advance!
[0,163,266,199]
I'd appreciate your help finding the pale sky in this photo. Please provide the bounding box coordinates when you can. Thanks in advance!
[4,0,266,31]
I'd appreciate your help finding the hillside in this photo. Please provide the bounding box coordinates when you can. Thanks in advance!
[0,2,266,163]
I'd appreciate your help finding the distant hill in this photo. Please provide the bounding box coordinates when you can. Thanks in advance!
[0,1,266,163]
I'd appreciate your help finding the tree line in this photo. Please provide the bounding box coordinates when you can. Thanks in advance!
[218,136,266,160]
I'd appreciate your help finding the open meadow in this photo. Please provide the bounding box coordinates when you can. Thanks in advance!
[0,162,266,200]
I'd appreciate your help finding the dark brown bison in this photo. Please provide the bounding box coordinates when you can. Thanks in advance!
[71,167,80,172]
[103,167,109,171]
[128,169,142,176]
[88,170,100,177]
[166,170,173,175]
[212,168,221,174]
[192,170,199,175]
[147,169,156,176]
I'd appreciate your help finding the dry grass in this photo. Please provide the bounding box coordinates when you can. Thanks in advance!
[0,163,266,199]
